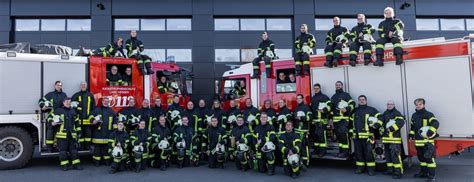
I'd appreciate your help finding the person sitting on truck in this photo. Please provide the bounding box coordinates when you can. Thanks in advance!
[50,97,83,171]
[294,24,316,76]
[71,81,96,150]
[324,17,349,68]
[410,98,439,181]
[252,32,277,78]
[231,80,246,98]
[125,30,154,75]
[374,7,405,66]
[157,76,172,94]
[348,14,375,67]
[106,65,123,86]
[277,72,289,83]
[38,80,67,152]
[122,67,132,86]
[96,37,125,58]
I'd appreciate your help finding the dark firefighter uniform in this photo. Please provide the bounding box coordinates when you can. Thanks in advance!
[150,124,172,170]
[253,123,277,175]
[242,105,260,132]
[108,126,129,173]
[377,107,405,178]
[131,127,151,172]
[152,103,166,120]
[252,39,276,78]
[167,102,184,130]
[203,125,227,169]
[293,102,312,166]
[50,106,82,170]
[410,108,440,180]
[183,108,203,137]
[173,124,197,168]
[261,107,277,127]
[125,36,154,75]
[348,22,376,66]
[71,90,96,150]
[350,104,382,175]
[279,129,302,177]
[330,89,355,157]
[157,80,171,94]
[231,83,246,98]
[119,105,139,135]
[96,41,125,57]
[310,91,332,156]
[137,106,157,133]
[89,105,117,165]
[294,32,316,75]
[324,25,349,68]
[375,17,405,66]
[276,105,292,132]
[106,72,123,86]
[206,107,226,130]
[39,90,67,150]
[229,124,253,171]
[224,105,242,133]
[197,105,210,132]
[122,73,132,86]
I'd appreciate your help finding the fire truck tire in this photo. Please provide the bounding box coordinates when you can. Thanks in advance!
[0,126,33,170]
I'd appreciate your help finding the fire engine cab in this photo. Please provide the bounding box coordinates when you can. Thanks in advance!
[220,36,474,162]
[0,53,191,169]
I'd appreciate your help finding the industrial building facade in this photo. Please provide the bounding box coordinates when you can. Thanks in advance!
[1,0,473,101]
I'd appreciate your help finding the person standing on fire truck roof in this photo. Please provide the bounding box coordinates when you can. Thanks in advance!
[38,81,67,152]
[374,7,405,66]
[125,30,155,75]
[294,24,315,76]
[324,17,349,68]
[71,81,96,151]
[252,32,277,78]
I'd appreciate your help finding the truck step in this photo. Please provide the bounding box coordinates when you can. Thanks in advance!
[40,150,91,156]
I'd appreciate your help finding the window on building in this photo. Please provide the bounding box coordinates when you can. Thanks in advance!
[341,18,357,30]
[315,18,333,30]
[41,19,65,31]
[275,49,292,59]
[440,19,465,31]
[141,19,165,31]
[416,19,439,31]
[240,49,257,62]
[67,19,91,31]
[276,69,296,93]
[240,19,265,31]
[366,18,384,28]
[266,18,291,31]
[115,19,139,31]
[215,49,240,62]
[167,49,192,62]
[15,19,40,31]
[142,49,166,62]
[467,19,474,31]
[166,19,192,31]
[215,19,240,31]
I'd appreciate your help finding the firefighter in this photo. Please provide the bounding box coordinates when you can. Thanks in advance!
[173,116,197,168]
[330,81,355,158]
[224,99,242,134]
[38,81,67,152]
[125,30,154,75]
[96,37,125,57]
[350,95,382,176]
[197,99,210,132]
[309,83,331,157]
[288,73,296,83]
[152,97,166,125]
[182,101,202,166]
[50,97,83,171]
[410,98,440,181]
[242,98,260,132]
[324,17,349,68]
[348,14,376,67]
[157,76,172,94]
[71,81,95,150]
[119,98,139,135]
[90,97,117,166]
[277,72,289,83]
[293,94,312,167]
[377,100,405,179]
[150,116,172,171]
[374,7,405,66]
[137,99,156,133]
[252,32,276,78]
[131,120,151,173]
[203,117,228,169]
[206,100,226,130]
[294,24,316,76]
[279,121,302,178]
[253,113,277,175]
[122,67,132,86]
[167,95,184,130]
[108,121,129,174]
[261,99,277,127]
[229,116,253,171]
[276,99,292,132]
[106,65,123,86]
[231,80,246,98]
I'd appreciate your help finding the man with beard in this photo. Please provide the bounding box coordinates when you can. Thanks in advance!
[330,81,355,158]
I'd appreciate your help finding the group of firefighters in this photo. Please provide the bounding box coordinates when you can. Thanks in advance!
[35,6,440,182]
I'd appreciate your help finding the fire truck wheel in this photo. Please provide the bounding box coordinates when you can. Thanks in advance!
[0,126,33,170]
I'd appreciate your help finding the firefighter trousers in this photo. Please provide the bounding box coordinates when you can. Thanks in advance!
[325,43,344,64]
[256,150,275,173]
[131,54,153,75]
[384,143,403,176]
[353,138,376,172]
[416,146,436,179]
[334,120,350,155]
[252,56,272,78]
[313,123,328,155]
[294,52,310,75]
[93,143,110,164]
[375,37,403,62]
[58,136,80,167]
[79,125,92,150]
[349,41,372,62]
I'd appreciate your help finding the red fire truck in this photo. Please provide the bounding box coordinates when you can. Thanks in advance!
[220,36,474,162]
[0,54,191,169]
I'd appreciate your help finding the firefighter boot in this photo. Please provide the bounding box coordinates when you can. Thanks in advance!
[61,164,69,171]
[364,59,371,66]
[73,164,83,170]
[374,55,384,67]
[395,55,403,65]
[145,62,154,75]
